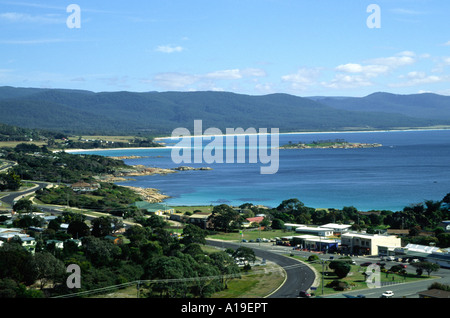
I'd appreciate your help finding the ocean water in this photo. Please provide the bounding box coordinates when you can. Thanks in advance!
[75,129,450,211]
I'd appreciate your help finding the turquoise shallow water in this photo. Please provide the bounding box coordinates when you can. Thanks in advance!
[75,129,450,211]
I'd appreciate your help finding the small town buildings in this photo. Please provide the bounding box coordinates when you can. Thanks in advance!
[394,243,450,268]
[295,226,333,237]
[289,235,339,252]
[242,216,265,228]
[187,212,212,229]
[320,223,351,235]
[340,232,401,256]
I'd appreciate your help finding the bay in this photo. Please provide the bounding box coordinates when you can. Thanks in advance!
[74,129,450,212]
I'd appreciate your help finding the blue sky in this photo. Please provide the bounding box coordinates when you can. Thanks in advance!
[0,0,450,96]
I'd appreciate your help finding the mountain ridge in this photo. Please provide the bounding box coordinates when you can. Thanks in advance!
[0,86,449,135]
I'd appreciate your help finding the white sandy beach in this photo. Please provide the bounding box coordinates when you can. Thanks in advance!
[58,127,450,153]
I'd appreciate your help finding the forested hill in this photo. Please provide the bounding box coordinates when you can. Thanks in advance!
[0,86,449,135]
[309,92,450,121]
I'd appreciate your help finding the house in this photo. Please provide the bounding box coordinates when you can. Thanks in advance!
[242,216,265,228]
[71,181,100,193]
[46,240,64,249]
[0,231,36,253]
[188,213,212,229]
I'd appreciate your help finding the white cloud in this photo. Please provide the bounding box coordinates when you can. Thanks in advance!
[0,12,64,24]
[322,74,373,89]
[155,45,185,53]
[281,68,321,91]
[391,71,447,87]
[151,72,198,89]
[320,51,419,90]
[0,38,67,45]
[204,69,242,80]
[150,68,266,90]
[390,8,425,15]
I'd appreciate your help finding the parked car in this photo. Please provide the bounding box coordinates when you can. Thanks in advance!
[399,264,407,268]
[381,291,394,298]
[299,290,311,298]
[360,262,372,267]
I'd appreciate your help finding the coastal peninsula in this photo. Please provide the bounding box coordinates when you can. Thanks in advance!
[280,139,382,149]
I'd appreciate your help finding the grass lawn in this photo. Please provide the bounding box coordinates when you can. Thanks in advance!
[172,205,213,213]
[208,229,298,242]
[210,262,285,298]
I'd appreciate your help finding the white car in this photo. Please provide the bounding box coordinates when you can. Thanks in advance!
[381,291,394,298]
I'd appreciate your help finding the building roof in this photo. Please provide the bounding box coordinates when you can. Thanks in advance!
[320,223,352,230]
[419,289,450,298]
[246,216,264,223]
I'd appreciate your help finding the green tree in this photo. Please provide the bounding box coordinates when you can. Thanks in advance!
[232,246,256,266]
[271,218,285,230]
[329,260,351,278]
[13,198,33,213]
[0,242,36,285]
[91,216,112,237]
[181,224,207,245]
[67,220,91,239]
[0,170,22,191]
[208,204,241,232]
[411,261,440,277]
[32,252,66,290]
[209,251,241,289]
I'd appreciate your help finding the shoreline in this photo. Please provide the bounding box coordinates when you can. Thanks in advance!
[60,127,450,153]
[154,126,450,140]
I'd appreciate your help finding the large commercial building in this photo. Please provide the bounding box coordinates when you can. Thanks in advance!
[340,232,401,256]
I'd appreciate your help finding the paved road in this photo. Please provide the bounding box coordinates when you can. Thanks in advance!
[206,239,316,298]
[0,181,49,208]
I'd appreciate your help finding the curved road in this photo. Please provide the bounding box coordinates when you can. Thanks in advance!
[206,239,316,298]
[0,181,49,208]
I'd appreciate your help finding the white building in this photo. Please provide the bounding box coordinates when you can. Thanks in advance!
[295,226,333,237]
[320,223,352,235]
[341,232,401,256]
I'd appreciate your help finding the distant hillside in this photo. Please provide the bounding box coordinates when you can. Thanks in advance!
[309,92,450,120]
[0,86,448,135]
